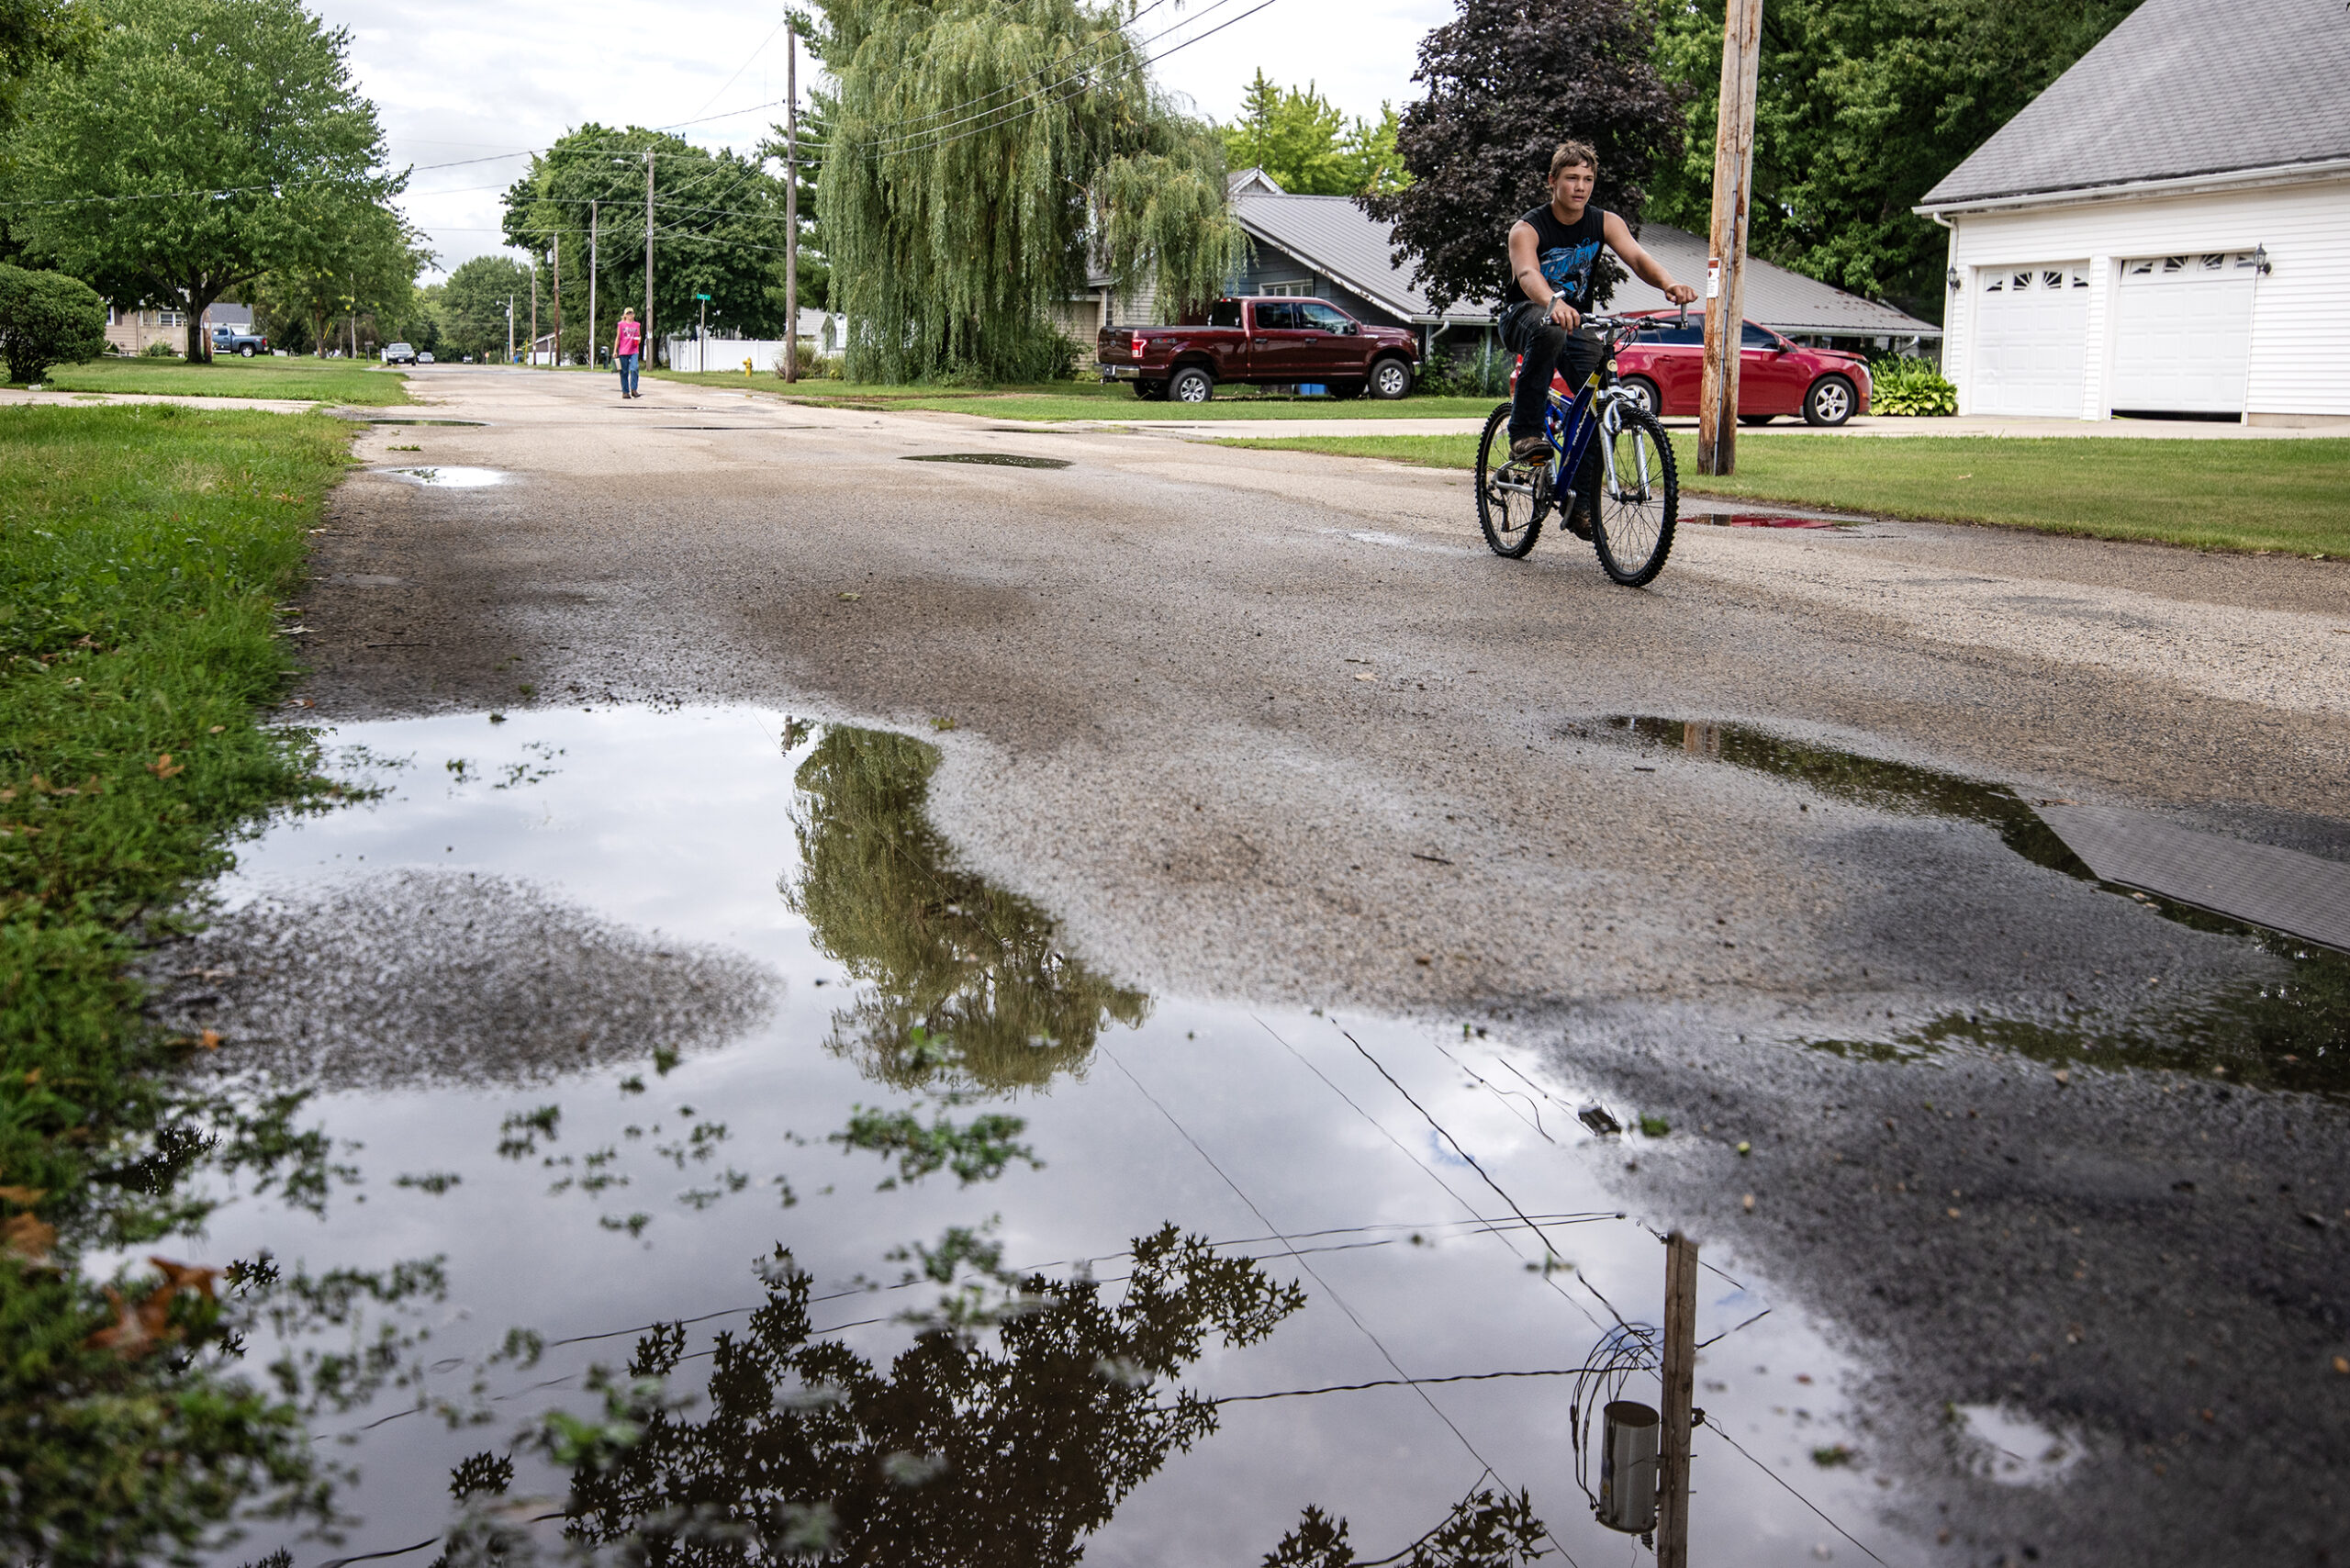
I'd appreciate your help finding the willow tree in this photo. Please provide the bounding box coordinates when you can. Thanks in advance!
[816,0,1242,383]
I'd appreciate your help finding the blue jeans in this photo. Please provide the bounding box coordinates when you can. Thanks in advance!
[617,353,640,396]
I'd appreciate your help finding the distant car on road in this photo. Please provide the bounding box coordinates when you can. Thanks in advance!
[383,342,418,365]
[209,324,268,357]
[1611,311,1870,426]
[417,353,434,364]
[1097,297,1421,403]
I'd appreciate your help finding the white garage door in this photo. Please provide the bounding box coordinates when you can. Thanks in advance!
[1970,264,2090,417]
[2111,252,2257,414]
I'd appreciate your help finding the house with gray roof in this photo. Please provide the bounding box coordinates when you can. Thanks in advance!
[1916,0,2349,422]
[1072,170,1938,361]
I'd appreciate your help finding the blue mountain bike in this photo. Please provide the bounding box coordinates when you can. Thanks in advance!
[1475,312,1679,587]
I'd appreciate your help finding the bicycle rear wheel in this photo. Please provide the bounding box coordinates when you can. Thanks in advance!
[1590,403,1677,587]
[1475,404,1546,559]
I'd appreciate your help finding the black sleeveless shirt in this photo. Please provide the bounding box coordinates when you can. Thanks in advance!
[1504,202,1610,312]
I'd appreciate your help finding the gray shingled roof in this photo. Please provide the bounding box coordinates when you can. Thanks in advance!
[1922,0,2350,207]
[1231,192,1941,337]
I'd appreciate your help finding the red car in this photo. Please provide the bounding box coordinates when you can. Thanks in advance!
[1609,312,1870,426]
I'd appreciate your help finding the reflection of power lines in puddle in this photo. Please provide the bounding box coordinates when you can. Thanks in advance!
[1102,1040,1590,1568]
[1250,1016,1890,1568]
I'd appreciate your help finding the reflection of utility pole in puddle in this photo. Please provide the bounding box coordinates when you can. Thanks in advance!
[1682,722,1722,758]
[1591,1232,1700,1559]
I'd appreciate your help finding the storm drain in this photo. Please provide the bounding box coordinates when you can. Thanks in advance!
[901,453,1071,469]
[2035,805,2350,954]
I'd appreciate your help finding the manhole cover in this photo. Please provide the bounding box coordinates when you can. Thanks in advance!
[901,453,1071,469]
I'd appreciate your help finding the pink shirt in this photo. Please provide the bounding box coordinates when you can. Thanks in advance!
[614,319,642,355]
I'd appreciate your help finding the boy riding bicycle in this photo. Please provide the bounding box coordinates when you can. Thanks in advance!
[1503,140,1698,465]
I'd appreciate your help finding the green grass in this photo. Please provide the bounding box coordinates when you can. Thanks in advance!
[1213,431,2350,555]
[0,404,351,1558]
[40,353,412,406]
[649,368,1499,421]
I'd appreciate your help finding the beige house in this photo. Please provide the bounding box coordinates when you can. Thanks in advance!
[103,300,255,355]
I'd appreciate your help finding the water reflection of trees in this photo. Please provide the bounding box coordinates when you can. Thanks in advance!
[784,728,1149,1091]
[525,1226,1303,1565]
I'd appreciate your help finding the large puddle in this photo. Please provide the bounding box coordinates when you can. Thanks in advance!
[136,708,1935,1566]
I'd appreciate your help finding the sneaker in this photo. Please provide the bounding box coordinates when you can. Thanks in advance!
[1563,501,1595,542]
[1508,435,1549,463]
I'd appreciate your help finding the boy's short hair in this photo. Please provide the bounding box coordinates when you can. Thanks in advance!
[1549,140,1599,178]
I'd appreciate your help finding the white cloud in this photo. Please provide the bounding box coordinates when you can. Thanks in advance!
[318,0,1453,278]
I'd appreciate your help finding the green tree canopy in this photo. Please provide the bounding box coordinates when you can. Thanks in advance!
[434,253,529,362]
[1646,0,2142,318]
[1363,0,1684,315]
[0,260,103,378]
[815,0,1242,382]
[500,124,794,362]
[252,200,430,356]
[6,0,405,361]
[1220,70,1408,196]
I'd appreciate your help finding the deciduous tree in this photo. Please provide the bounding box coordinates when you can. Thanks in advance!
[1645,0,2141,319]
[1362,0,1684,315]
[7,0,405,361]
[1220,71,1408,196]
[815,0,1242,383]
[434,254,530,363]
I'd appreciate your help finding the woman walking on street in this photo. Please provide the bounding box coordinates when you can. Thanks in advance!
[614,308,643,399]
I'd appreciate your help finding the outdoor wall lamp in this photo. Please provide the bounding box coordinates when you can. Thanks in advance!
[1946,266,1960,291]
[2253,244,2271,275]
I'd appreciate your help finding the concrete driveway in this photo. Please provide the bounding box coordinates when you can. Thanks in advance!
[297,364,2350,1567]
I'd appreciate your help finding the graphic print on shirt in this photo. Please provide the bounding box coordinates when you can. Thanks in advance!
[1541,241,1604,311]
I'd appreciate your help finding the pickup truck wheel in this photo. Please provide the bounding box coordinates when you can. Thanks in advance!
[1169,367,1214,404]
[1368,357,1413,399]
[238,344,256,357]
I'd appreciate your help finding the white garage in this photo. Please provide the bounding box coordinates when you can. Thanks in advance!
[1919,0,2350,426]
[1967,264,2089,418]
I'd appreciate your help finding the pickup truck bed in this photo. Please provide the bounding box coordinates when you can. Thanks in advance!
[1097,297,1419,403]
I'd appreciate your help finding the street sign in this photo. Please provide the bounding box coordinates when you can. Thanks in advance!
[695,293,711,300]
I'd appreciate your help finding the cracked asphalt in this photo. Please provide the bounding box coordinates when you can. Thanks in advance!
[301,365,2350,1567]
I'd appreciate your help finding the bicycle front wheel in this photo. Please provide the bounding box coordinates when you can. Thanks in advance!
[1475,403,1545,559]
[1591,404,1678,587]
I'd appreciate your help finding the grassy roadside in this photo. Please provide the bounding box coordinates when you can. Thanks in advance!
[0,405,349,1556]
[648,369,1500,421]
[41,355,412,407]
[1212,431,2350,555]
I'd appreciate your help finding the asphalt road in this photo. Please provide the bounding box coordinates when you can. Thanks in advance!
[306,365,2350,1567]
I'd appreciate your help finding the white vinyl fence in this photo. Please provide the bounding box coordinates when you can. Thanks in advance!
[665,317,847,375]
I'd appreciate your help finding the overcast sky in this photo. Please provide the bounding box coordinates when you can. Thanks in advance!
[316,0,1454,278]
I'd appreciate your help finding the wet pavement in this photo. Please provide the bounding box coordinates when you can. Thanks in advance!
[158,365,2350,1564]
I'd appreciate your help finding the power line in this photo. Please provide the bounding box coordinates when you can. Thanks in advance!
[1702,1421,1892,1568]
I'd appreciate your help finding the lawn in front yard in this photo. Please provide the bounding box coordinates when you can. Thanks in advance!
[1213,431,2350,556]
[649,368,1500,420]
[42,353,412,406]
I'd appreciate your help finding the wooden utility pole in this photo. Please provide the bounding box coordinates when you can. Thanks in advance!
[1656,1232,1700,1568]
[552,237,563,365]
[1695,0,1764,476]
[588,199,599,367]
[784,25,800,383]
[529,259,539,366]
[643,149,656,370]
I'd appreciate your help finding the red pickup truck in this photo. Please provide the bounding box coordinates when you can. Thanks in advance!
[1096,297,1421,403]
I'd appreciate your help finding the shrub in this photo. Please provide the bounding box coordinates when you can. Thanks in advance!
[0,264,107,381]
[1420,337,1513,399]
[142,339,184,357]
[1870,355,1956,416]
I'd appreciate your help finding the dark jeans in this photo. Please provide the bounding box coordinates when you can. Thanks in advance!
[617,353,640,396]
[1501,302,1605,442]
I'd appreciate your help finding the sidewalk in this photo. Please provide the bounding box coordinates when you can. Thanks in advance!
[991,410,2350,441]
[0,386,322,415]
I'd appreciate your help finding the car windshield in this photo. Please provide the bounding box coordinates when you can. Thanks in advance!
[387,343,413,353]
